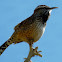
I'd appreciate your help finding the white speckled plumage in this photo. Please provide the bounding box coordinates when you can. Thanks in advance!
[0,5,58,55]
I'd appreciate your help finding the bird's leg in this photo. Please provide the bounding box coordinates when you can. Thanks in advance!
[24,40,42,62]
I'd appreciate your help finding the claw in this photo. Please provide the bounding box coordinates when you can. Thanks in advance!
[24,58,27,59]
[35,52,42,57]
[38,51,42,52]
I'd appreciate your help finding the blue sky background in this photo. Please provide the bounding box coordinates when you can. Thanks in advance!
[0,0,62,62]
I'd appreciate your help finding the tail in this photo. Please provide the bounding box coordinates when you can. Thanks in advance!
[0,38,12,55]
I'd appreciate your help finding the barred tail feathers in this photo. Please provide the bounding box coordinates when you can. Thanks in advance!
[0,38,12,55]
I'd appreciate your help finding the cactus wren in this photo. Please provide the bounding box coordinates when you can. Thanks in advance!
[0,5,58,55]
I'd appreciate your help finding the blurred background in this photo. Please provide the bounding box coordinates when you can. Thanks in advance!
[0,0,62,62]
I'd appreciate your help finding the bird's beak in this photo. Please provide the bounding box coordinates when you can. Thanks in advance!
[49,7,58,10]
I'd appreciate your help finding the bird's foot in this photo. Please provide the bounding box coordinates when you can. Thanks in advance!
[24,46,42,62]
[31,47,42,57]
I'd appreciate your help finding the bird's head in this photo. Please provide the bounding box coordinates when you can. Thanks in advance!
[34,5,58,15]
[34,5,58,23]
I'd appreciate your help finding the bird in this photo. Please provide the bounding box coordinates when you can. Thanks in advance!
[0,5,58,55]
